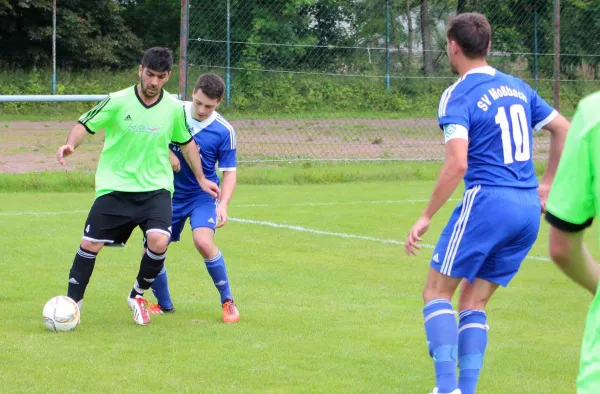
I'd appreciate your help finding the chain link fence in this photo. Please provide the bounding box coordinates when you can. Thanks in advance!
[184,0,600,163]
[2,1,600,173]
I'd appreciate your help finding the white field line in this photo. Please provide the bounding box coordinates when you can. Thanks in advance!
[0,204,551,262]
[229,217,551,263]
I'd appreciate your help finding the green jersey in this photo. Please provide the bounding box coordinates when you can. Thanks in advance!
[78,86,192,198]
[545,91,600,393]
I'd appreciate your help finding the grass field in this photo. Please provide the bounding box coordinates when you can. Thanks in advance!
[0,180,596,393]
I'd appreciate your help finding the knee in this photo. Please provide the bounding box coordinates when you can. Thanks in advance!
[422,283,452,305]
[423,281,454,304]
[80,239,103,253]
[193,235,216,258]
[146,232,169,253]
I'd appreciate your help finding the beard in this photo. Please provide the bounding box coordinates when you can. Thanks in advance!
[140,79,159,98]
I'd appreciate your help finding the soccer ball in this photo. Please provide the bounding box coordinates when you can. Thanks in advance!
[42,296,80,332]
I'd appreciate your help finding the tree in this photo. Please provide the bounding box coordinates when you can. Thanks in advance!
[420,0,433,75]
[0,0,142,69]
[121,0,181,52]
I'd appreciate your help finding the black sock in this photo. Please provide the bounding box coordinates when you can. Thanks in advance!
[130,247,166,298]
[67,247,97,302]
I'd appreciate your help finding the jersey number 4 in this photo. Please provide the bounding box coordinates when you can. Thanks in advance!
[495,104,530,164]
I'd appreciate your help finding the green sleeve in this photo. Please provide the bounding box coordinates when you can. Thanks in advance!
[77,96,113,134]
[545,104,596,231]
[171,105,193,144]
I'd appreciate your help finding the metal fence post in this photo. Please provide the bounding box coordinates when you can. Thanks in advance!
[385,0,391,91]
[553,0,560,110]
[179,0,190,101]
[534,5,539,92]
[226,0,231,106]
[52,0,57,95]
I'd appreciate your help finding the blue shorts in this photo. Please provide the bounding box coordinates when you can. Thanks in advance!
[171,195,219,243]
[431,185,541,287]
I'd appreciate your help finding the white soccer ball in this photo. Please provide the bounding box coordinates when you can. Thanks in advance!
[43,296,80,332]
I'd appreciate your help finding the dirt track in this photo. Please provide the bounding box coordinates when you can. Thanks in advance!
[0,119,551,173]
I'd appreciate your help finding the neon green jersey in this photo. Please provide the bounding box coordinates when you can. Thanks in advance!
[545,91,600,393]
[78,86,192,198]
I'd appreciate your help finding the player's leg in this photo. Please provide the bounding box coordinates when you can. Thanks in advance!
[68,192,134,311]
[129,190,172,325]
[148,199,191,314]
[422,268,462,394]
[424,185,490,394]
[456,187,541,394]
[190,201,239,323]
[456,279,497,394]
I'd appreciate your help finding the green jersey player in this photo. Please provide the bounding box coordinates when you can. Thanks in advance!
[546,92,600,393]
[55,47,220,326]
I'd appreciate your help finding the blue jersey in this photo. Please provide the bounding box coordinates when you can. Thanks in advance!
[170,102,236,200]
[438,66,557,190]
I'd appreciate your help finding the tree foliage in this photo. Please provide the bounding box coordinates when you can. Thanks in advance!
[1,0,600,79]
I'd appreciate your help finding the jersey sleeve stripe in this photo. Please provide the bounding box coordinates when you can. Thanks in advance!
[438,78,465,118]
[79,97,110,125]
[77,120,95,135]
[216,115,236,150]
[173,135,193,145]
[438,87,451,117]
[533,109,558,131]
[218,167,236,172]
[545,211,593,233]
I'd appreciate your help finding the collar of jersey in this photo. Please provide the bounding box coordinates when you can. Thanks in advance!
[464,65,496,76]
[186,104,218,135]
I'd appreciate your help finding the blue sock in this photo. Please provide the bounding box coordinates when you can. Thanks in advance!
[423,299,458,393]
[150,266,173,309]
[458,310,488,394]
[205,250,233,304]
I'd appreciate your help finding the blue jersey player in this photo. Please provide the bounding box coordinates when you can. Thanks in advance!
[148,74,240,323]
[404,13,569,394]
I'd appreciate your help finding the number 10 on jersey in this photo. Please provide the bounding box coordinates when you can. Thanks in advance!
[495,104,530,164]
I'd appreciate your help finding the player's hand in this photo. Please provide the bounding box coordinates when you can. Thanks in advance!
[199,178,221,199]
[405,216,430,256]
[538,183,551,213]
[169,154,181,173]
[56,144,75,166]
[215,204,229,228]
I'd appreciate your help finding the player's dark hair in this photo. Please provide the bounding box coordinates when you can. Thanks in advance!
[141,47,173,72]
[193,74,225,100]
[447,12,491,59]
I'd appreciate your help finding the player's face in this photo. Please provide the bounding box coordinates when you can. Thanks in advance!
[191,89,222,121]
[138,66,171,98]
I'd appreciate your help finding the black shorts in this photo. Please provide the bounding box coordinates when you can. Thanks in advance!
[81,189,172,247]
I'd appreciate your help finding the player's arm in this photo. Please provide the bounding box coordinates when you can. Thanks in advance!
[423,136,468,220]
[405,88,470,256]
[168,147,181,172]
[56,96,111,166]
[215,171,237,228]
[179,140,220,199]
[56,123,88,166]
[538,113,569,212]
[546,102,599,294]
[215,130,237,228]
[172,105,220,198]
[405,130,468,255]
[549,228,600,295]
